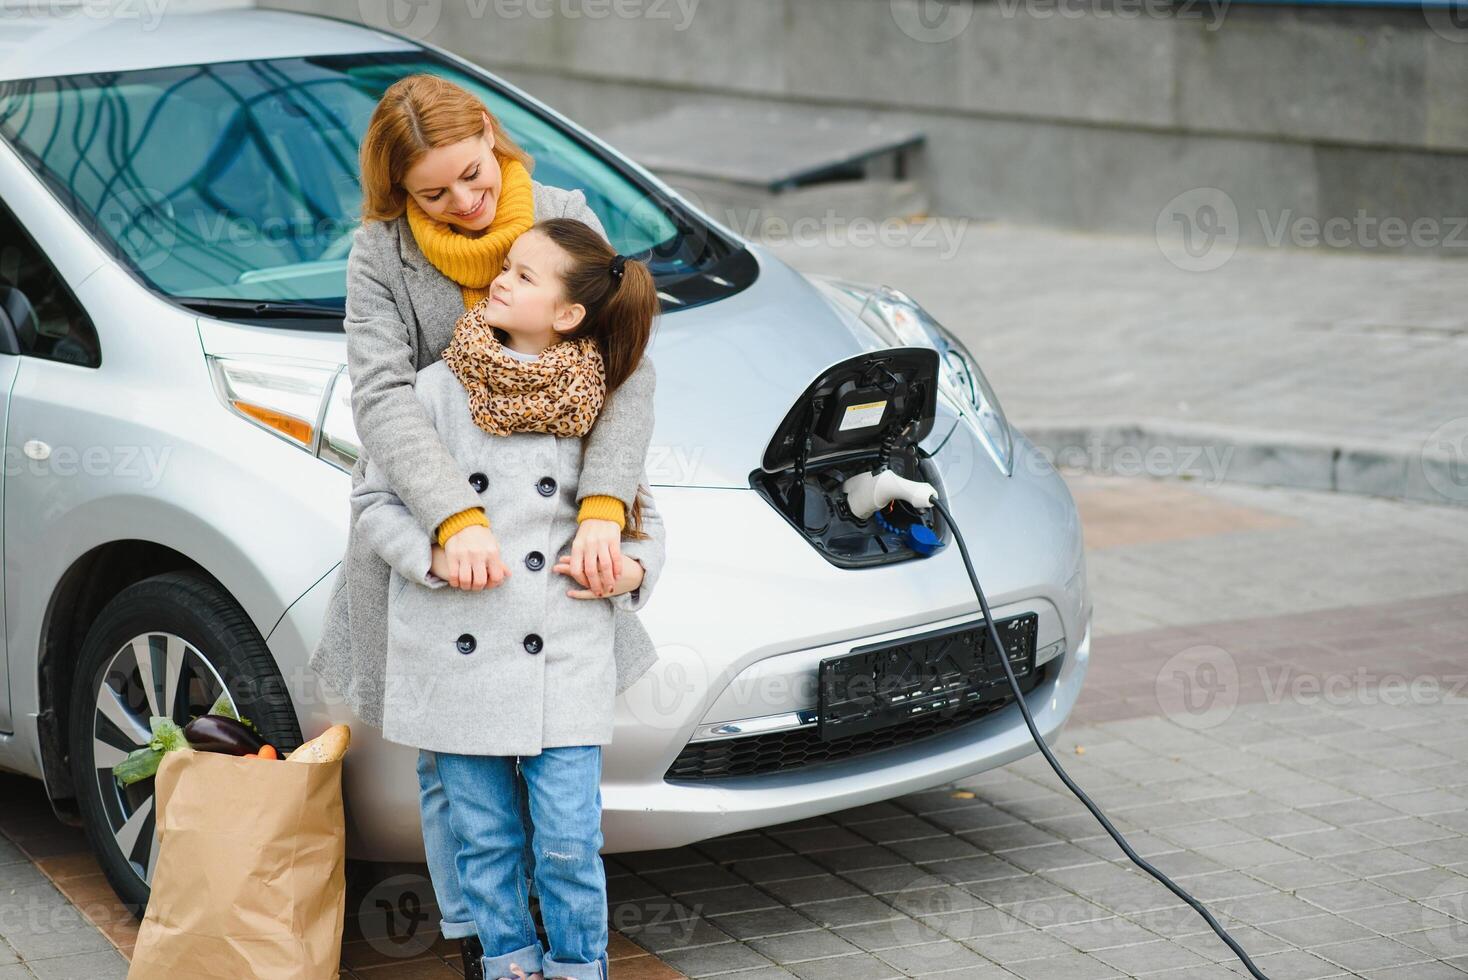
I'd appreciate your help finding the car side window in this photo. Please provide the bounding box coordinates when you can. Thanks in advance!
[0,199,101,368]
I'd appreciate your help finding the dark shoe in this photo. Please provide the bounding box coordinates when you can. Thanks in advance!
[459,935,485,980]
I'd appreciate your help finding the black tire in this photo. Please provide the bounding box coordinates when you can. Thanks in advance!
[67,571,303,916]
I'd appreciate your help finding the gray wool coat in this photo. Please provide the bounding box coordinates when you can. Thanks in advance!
[353,359,665,755]
[310,181,659,729]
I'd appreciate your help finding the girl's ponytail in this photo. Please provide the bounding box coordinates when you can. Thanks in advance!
[594,255,659,394]
[533,217,660,539]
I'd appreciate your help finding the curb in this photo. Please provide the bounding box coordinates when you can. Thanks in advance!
[1017,418,1468,508]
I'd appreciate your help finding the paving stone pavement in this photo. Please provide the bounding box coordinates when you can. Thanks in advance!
[604,472,1468,979]
[764,222,1468,506]
[0,779,678,979]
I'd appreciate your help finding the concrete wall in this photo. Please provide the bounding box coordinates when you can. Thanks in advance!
[261,0,1468,254]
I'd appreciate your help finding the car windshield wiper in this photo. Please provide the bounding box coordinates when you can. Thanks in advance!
[177,297,344,319]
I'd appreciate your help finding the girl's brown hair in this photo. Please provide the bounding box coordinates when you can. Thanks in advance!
[359,73,534,223]
[534,217,660,540]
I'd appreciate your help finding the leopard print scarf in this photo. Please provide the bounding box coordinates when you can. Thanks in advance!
[440,298,607,438]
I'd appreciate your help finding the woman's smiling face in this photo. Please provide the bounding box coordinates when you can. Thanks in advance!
[402,112,502,233]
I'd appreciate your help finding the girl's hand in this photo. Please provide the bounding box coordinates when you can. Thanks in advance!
[441,524,510,591]
[555,554,643,600]
[569,518,625,597]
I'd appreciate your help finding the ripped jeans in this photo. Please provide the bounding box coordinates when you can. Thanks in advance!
[431,747,609,980]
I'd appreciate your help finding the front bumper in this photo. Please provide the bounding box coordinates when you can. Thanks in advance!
[598,613,1090,852]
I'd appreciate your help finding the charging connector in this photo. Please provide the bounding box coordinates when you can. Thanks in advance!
[842,469,939,519]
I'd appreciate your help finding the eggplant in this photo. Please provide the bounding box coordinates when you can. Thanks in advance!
[183,714,264,756]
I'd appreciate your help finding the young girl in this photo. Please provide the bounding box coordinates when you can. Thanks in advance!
[350,217,663,980]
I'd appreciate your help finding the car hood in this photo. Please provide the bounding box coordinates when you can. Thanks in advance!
[639,244,966,488]
[194,242,965,489]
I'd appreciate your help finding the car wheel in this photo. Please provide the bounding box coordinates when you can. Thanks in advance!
[67,571,303,915]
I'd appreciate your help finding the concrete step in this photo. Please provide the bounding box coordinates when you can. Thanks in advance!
[659,173,930,237]
[600,103,928,228]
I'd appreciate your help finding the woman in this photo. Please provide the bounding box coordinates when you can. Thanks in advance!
[310,74,656,980]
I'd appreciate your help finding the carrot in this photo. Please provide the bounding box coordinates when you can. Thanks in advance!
[258,744,279,760]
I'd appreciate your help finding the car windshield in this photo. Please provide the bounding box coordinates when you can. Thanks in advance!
[0,51,744,317]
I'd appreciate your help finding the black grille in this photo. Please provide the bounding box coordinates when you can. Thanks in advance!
[664,659,1053,781]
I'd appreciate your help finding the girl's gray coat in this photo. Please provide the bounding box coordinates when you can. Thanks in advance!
[353,359,663,755]
[311,183,659,730]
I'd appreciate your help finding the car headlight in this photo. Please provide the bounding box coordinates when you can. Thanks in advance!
[806,275,1014,476]
[207,354,360,473]
[926,313,1014,479]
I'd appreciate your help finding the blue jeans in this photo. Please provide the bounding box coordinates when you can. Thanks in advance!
[418,750,537,940]
[433,747,609,980]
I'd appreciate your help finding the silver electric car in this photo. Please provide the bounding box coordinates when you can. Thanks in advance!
[0,8,1091,912]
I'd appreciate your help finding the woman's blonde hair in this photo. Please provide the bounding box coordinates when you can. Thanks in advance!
[359,73,534,223]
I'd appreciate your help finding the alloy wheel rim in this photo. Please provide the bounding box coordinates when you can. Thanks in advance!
[89,631,235,888]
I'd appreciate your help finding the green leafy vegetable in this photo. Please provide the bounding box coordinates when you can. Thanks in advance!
[111,717,190,786]
[204,692,258,734]
[112,748,163,787]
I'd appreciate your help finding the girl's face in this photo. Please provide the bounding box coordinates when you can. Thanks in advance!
[401,112,502,234]
[479,229,587,349]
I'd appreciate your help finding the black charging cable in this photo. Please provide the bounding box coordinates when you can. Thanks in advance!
[927,494,1270,980]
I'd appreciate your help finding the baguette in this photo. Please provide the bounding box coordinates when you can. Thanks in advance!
[286,724,351,763]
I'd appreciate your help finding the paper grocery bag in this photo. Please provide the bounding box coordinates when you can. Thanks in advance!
[127,749,346,980]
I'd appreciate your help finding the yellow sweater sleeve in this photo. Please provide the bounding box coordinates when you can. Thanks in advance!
[577,494,626,528]
[435,507,490,548]
[435,495,623,546]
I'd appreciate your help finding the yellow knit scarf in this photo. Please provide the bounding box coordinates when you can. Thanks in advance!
[404,154,536,309]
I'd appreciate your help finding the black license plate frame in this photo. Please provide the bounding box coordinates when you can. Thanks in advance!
[816,613,1039,742]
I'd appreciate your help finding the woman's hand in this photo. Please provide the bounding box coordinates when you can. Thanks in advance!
[555,553,643,600]
[440,524,510,590]
[568,518,625,597]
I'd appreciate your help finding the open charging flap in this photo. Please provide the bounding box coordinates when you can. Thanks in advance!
[750,347,946,568]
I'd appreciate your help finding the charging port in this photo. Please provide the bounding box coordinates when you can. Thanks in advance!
[750,347,946,568]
